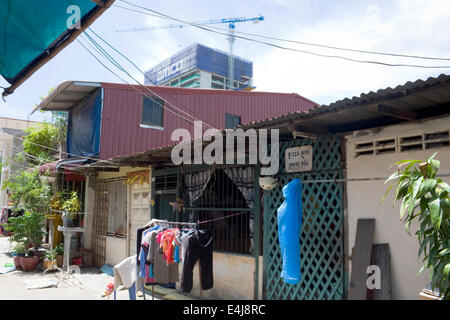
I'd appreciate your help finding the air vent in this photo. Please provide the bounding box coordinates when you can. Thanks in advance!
[375,138,396,155]
[355,141,374,157]
[400,135,423,152]
[425,131,449,149]
[354,129,449,158]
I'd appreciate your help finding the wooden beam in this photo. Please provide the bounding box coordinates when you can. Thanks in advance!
[371,244,392,300]
[349,219,375,300]
[377,104,419,121]
[90,0,106,6]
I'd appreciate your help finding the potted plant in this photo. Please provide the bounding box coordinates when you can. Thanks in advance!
[43,249,57,270]
[12,243,26,270]
[4,211,46,271]
[61,191,82,226]
[54,243,64,267]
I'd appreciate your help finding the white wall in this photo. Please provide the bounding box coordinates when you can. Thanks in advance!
[178,252,263,300]
[345,116,450,300]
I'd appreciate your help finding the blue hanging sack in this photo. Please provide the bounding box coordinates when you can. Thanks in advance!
[277,178,302,285]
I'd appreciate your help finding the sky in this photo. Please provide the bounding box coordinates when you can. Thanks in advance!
[1,0,450,122]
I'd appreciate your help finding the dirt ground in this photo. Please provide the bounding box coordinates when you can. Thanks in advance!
[0,235,157,300]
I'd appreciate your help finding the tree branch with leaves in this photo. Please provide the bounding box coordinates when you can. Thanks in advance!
[383,152,450,299]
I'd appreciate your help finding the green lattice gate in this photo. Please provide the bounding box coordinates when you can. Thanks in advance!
[263,135,345,300]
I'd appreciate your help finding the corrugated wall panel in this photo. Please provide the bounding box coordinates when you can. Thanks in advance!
[99,84,317,160]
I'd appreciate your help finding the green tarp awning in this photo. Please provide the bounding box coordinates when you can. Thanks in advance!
[0,0,113,96]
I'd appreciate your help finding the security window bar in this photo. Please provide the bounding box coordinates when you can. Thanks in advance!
[141,95,164,127]
[155,173,178,194]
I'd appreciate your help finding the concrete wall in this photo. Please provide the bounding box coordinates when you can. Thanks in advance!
[178,252,263,300]
[0,117,37,131]
[345,115,450,300]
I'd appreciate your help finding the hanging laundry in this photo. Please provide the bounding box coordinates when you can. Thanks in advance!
[180,229,214,293]
[149,231,179,284]
[277,178,303,285]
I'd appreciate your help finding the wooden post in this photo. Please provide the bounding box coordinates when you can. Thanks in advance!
[349,219,375,300]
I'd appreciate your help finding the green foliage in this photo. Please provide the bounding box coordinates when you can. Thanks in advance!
[54,243,64,256]
[61,191,82,213]
[2,168,51,212]
[61,191,82,220]
[384,153,450,299]
[22,123,59,163]
[5,211,46,256]
[12,242,26,256]
[44,249,57,261]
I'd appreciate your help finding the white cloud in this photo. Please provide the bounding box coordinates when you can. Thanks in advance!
[253,0,450,104]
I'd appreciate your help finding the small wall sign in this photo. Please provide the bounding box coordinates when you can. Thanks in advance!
[285,145,313,173]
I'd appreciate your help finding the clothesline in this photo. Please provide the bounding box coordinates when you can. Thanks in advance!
[198,211,248,225]
[146,212,249,229]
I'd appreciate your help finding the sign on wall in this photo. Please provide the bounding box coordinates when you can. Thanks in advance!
[285,145,313,173]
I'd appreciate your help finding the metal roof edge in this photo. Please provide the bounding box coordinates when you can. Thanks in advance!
[31,81,102,114]
[239,73,450,129]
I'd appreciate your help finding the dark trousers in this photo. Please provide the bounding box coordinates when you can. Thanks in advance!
[180,231,214,293]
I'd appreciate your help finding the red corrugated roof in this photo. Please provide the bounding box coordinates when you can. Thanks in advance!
[99,84,318,160]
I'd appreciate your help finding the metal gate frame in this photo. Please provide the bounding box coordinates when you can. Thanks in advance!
[263,135,345,300]
[92,179,108,267]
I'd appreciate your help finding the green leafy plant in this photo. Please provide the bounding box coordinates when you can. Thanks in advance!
[61,191,82,219]
[4,211,47,256]
[12,243,26,256]
[22,123,59,163]
[383,152,450,299]
[44,249,57,261]
[54,243,64,256]
[2,168,51,212]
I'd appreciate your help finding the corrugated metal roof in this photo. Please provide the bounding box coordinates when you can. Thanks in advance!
[35,81,318,160]
[99,83,317,160]
[240,73,450,131]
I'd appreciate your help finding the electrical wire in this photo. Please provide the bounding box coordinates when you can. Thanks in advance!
[116,0,450,69]
[114,3,450,62]
[77,35,201,128]
[82,30,217,130]
[6,132,116,166]
[87,28,214,130]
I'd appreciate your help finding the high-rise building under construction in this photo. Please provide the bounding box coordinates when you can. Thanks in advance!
[144,43,254,90]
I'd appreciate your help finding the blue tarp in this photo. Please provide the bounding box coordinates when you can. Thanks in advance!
[144,43,253,85]
[277,178,303,285]
[67,88,102,158]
